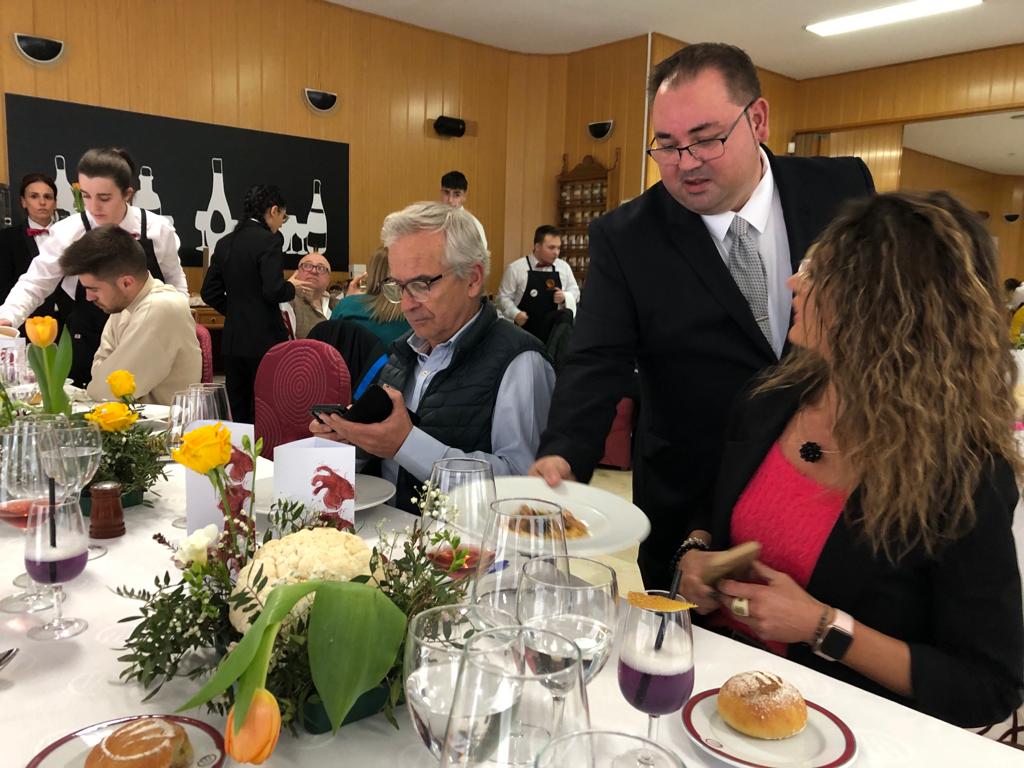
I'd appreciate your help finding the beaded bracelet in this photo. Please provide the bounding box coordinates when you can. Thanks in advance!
[672,536,710,571]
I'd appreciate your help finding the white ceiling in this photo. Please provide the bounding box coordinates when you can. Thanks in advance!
[903,110,1024,175]
[327,0,1024,79]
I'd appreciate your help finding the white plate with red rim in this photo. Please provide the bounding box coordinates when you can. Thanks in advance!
[682,688,857,768]
[492,476,650,556]
[27,714,225,768]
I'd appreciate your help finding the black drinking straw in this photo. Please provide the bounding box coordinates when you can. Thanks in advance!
[634,571,683,707]
[48,476,57,583]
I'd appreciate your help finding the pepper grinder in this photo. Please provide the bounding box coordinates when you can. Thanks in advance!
[88,481,126,539]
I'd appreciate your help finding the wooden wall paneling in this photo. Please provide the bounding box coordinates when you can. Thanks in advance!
[31,0,68,103]
[259,1,289,135]
[826,124,903,192]
[179,0,214,125]
[899,148,995,213]
[209,0,241,129]
[283,0,312,141]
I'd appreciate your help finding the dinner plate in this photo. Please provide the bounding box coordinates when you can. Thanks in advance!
[492,476,650,556]
[682,688,857,768]
[27,714,225,768]
[253,473,396,513]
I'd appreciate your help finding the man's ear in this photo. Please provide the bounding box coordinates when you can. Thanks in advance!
[465,262,485,297]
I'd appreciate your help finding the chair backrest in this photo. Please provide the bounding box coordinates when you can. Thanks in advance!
[194,323,214,384]
[254,339,351,460]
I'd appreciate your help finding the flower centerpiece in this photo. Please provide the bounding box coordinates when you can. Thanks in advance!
[24,315,71,416]
[84,370,167,505]
[117,423,469,764]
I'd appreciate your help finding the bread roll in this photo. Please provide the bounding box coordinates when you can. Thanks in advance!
[85,717,194,768]
[717,671,807,739]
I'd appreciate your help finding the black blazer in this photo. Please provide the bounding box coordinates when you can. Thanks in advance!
[201,220,295,358]
[0,223,37,303]
[703,384,1024,728]
[538,149,875,587]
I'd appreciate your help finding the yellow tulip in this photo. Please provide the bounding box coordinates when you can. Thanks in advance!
[25,316,58,347]
[106,369,136,399]
[84,402,139,432]
[171,421,232,475]
[224,688,281,764]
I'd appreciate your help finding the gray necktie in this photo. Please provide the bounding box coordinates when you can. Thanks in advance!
[727,216,772,346]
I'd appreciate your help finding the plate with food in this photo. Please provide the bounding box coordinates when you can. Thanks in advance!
[682,672,856,768]
[492,476,650,556]
[27,714,225,768]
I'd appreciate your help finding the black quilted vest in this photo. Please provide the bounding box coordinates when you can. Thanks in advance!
[378,301,544,512]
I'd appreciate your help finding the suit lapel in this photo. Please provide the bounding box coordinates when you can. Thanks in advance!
[768,150,814,271]
[654,185,776,361]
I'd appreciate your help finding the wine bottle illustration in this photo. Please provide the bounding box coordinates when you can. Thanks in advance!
[133,166,162,214]
[305,179,327,252]
[194,157,236,253]
[54,155,75,220]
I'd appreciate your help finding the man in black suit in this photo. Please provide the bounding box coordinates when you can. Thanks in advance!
[531,43,875,589]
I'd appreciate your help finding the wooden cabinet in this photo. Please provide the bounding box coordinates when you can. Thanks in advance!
[556,149,620,287]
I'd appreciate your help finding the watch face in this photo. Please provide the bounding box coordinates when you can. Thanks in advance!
[821,627,854,661]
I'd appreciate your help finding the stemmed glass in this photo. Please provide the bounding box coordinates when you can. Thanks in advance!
[188,382,233,422]
[439,625,590,767]
[617,590,695,764]
[471,498,568,616]
[423,458,496,578]
[517,556,619,683]
[39,422,105,559]
[167,387,231,528]
[534,730,685,768]
[24,498,89,640]
[404,604,514,759]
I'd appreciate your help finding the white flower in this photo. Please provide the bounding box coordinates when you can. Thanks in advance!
[175,524,219,567]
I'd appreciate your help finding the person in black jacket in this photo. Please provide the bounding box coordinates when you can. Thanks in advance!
[530,43,876,589]
[678,191,1024,728]
[201,185,311,423]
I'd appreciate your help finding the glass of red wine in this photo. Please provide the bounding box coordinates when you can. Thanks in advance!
[617,590,694,765]
[24,497,89,640]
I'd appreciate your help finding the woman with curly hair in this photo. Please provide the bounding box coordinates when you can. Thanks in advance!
[201,185,312,422]
[677,191,1024,727]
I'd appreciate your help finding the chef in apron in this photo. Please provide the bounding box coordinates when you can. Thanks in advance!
[0,148,188,387]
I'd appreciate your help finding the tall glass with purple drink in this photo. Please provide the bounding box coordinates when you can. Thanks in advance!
[24,498,89,640]
[617,590,694,765]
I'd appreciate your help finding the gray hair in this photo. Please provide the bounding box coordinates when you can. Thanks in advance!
[380,201,490,280]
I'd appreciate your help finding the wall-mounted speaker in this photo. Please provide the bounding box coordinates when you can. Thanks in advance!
[304,88,338,113]
[13,33,64,64]
[587,120,614,141]
[433,115,466,138]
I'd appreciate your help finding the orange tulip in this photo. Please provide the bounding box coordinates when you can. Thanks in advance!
[224,688,281,764]
[24,316,58,347]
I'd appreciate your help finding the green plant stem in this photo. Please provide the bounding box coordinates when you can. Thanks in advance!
[210,470,240,560]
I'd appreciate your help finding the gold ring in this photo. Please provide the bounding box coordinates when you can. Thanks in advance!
[731,597,750,618]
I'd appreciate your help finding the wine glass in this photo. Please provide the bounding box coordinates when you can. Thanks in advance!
[24,497,89,639]
[39,422,105,559]
[188,382,233,422]
[617,590,694,761]
[471,498,568,616]
[534,730,685,768]
[439,625,590,767]
[517,556,619,683]
[404,603,515,759]
[424,458,497,578]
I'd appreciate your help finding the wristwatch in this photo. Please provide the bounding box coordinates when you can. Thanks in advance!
[814,609,854,662]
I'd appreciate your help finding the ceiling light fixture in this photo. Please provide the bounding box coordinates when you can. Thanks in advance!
[806,0,983,37]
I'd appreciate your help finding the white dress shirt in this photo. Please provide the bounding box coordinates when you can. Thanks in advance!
[495,255,580,322]
[26,218,54,252]
[700,148,792,357]
[0,205,187,327]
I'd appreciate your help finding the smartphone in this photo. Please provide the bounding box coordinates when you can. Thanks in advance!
[310,403,346,424]
[700,541,762,585]
[311,384,394,426]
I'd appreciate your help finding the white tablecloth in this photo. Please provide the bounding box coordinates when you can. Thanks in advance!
[2,466,1019,766]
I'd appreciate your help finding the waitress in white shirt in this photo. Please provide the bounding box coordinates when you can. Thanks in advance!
[0,148,187,386]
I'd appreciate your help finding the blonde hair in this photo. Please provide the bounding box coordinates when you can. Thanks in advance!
[365,247,404,324]
[758,191,1021,561]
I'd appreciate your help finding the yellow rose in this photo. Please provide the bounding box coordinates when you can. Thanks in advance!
[25,316,58,347]
[84,401,139,432]
[106,370,136,399]
[172,422,233,475]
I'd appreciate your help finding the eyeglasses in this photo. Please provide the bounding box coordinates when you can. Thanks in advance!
[298,263,330,275]
[381,272,450,303]
[646,99,756,166]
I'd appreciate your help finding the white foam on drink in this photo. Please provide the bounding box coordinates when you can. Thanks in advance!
[619,632,693,676]
[27,537,89,561]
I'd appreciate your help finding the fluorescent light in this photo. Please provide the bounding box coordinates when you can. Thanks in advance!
[806,0,983,37]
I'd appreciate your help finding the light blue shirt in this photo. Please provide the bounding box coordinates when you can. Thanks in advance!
[381,308,556,488]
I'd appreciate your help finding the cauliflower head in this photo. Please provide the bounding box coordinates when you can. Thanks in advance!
[229,528,372,632]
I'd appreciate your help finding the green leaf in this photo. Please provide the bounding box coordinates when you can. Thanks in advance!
[54,326,73,381]
[178,580,324,712]
[307,582,406,731]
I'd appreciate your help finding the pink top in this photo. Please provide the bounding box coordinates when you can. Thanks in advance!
[715,441,847,653]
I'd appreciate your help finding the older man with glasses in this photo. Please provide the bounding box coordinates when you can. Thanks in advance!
[281,252,338,339]
[311,201,555,513]
[530,42,876,589]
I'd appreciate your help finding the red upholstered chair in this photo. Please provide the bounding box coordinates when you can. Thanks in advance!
[194,324,214,384]
[254,340,351,460]
[599,397,634,470]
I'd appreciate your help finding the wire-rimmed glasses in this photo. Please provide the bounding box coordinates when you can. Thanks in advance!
[646,99,756,165]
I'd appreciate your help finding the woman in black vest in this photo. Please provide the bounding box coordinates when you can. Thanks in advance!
[201,185,311,423]
[0,173,61,325]
[0,149,188,386]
